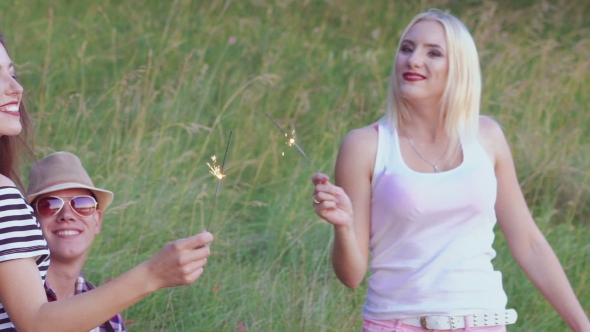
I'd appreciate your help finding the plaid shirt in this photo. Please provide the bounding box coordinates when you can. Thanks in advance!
[45,274,126,332]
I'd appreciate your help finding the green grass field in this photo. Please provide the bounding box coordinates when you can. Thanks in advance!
[1,0,589,330]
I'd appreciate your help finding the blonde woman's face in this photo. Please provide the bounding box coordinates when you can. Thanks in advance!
[395,20,448,107]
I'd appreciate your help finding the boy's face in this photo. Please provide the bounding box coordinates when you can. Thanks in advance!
[35,188,103,264]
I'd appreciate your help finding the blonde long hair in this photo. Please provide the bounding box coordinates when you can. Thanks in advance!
[386,10,481,143]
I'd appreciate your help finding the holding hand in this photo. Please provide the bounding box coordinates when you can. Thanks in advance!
[312,173,354,227]
[144,231,214,290]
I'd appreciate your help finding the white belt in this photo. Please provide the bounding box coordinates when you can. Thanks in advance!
[400,309,518,330]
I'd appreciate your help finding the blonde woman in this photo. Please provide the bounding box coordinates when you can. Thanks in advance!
[312,10,590,332]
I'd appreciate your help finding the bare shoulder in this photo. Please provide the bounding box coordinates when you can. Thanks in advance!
[340,125,378,152]
[336,124,379,182]
[338,125,379,165]
[478,115,505,141]
[0,174,16,187]
[478,116,512,168]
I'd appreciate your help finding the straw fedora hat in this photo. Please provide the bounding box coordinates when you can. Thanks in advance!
[27,151,114,211]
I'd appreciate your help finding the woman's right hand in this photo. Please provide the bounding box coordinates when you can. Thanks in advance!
[144,231,214,291]
[312,173,354,227]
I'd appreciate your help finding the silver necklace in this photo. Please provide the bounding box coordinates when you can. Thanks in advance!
[406,137,450,173]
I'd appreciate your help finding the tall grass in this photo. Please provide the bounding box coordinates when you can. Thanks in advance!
[0,0,588,330]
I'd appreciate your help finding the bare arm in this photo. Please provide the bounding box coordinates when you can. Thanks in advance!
[312,127,376,289]
[0,232,212,332]
[0,174,213,332]
[482,118,590,332]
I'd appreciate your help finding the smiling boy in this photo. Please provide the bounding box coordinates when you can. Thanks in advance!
[27,151,124,332]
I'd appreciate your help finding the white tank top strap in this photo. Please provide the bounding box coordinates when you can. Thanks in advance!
[373,122,390,178]
[373,122,403,187]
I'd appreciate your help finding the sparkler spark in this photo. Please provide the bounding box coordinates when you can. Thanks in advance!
[286,131,296,147]
[266,114,318,172]
[206,131,232,231]
[207,156,225,180]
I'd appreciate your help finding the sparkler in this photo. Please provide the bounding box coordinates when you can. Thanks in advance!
[205,131,233,231]
[266,114,318,172]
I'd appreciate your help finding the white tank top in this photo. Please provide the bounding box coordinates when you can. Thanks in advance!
[362,122,507,320]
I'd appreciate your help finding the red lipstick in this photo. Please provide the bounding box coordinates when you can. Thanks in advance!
[402,72,426,81]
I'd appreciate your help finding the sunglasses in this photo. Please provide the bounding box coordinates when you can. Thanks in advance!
[35,195,98,218]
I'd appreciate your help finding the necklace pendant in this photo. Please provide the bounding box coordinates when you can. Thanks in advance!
[434,165,440,173]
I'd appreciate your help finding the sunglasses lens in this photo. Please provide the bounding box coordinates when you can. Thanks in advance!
[71,196,97,216]
[36,197,64,217]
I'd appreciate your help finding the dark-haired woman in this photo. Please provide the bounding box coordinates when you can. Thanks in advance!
[0,34,214,332]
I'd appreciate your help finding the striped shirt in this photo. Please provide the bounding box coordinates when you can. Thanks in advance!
[0,186,50,331]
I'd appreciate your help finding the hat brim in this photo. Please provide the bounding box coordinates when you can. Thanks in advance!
[27,182,114,212]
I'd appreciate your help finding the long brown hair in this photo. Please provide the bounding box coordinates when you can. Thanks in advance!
[0,33,33,191]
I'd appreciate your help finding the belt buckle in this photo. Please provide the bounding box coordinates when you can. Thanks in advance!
[420,316,432,330]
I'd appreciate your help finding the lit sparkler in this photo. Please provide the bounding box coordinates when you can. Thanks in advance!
[266,114,318,172]
[206,131,233,231]
[207,156,225,180]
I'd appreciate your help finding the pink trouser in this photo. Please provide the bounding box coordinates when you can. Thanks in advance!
[362,318,507,332]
